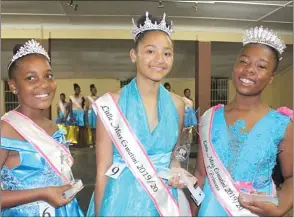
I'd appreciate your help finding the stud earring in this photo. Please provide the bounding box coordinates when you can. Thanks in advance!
[13,90,18,95]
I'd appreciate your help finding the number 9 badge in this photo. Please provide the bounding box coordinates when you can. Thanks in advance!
[105,163,126,179]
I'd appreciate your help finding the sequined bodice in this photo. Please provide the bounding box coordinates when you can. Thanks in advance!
[211,106,290,190]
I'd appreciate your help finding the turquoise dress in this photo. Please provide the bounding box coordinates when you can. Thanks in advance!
[56,111,66,124]
[1,129,84,217]
[67,110,85,126]
[87,78,181,216]
[198,105,291,216]
[184,107,197,127]
[88,108,97,129]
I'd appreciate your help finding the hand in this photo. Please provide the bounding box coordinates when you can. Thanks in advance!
[238,193,284,216]
[42,184,74,208]
[168,174,186,189]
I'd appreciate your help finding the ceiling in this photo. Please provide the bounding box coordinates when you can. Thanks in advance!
[1,1,293,32]
[1,1,293,80]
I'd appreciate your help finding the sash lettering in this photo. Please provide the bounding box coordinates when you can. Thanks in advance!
[199,106,256,216]
[92,93,182,216]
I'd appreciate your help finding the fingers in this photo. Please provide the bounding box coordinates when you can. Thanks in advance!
[168,175,186,189]
[60,184,72,192]
[238,194,264,216]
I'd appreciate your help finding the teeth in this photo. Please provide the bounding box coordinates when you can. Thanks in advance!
[35,94,49,98]
[240,78,254,84]
[151,67,163,70]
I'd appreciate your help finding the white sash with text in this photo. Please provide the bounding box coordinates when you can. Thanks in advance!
[199,106,256,216]
[92,93,181,216]
[2,110,74,183]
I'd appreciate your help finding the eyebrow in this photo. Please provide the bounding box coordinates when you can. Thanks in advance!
[144,45,172,50]
[25,69,52,74]
[239,54,269,63]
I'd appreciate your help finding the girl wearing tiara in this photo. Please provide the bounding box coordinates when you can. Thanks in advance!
[0,40,84,216]
[87,12,196,216]
[67,83,85,145]
[193,27,293,216]
[85,84,99,148]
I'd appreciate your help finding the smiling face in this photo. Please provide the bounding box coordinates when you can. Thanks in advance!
[130,31,174,82]
[74,86,81,95]
[184,89,191,98]
[60,94,66,101]
[232,44,277,97]
[8,54,56,110]
[91,87,97,96]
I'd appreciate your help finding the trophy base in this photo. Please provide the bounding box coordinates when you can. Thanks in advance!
[242,192,279,206]
[63,179,84,199]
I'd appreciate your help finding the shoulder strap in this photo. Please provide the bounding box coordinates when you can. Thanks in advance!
[277,107,293,121]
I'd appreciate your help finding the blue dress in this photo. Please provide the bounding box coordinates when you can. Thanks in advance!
[198,105,291,216]
[87,78,181,216]
[56,111,66,124]
[1,129,84,217]
[67,110,85,127]
[184,107,197,127]
[88,108,97,129]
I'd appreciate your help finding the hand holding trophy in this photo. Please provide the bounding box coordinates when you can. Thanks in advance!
[60,150,84,199]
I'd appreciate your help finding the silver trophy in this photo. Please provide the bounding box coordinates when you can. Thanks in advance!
[175,127,193,171]
[60,150,84,199]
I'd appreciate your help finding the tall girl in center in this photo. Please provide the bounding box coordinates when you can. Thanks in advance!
[87,12,194,216]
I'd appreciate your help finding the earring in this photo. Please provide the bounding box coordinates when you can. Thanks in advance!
[13,90,18,95]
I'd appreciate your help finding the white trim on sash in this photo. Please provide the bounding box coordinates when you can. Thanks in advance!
[70,95,83,110]
[182,97,194,109]
[59,101,67,116]
[1,111,74,183]
[87,96,95,104]
[92,93,182,216]
[199,106,257,216]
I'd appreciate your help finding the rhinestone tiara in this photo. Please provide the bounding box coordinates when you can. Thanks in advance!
[8,39,50,70]
[243,26,286,57]
[131,12,173,41]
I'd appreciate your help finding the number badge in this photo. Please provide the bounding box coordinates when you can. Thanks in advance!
[105,163,126,179]
[39,202,55,217]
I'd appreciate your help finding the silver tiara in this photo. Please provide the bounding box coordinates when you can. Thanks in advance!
[131,12,173,41]
[243,26,286,58]
[8,39,50,69]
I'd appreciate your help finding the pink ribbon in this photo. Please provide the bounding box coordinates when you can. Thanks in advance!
[235,181,257,193]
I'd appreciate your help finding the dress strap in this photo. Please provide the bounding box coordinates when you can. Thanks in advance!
[1,137,34,152]
[277,107,293,121]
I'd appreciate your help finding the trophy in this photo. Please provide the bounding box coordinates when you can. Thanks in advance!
[60,150,84,199]
[175,127,193,171]
[174,107,199,171]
